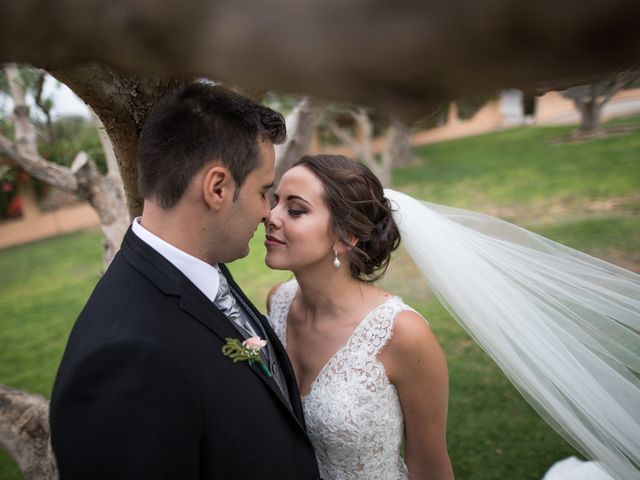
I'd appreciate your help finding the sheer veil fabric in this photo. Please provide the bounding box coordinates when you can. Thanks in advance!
[384,189,640,479]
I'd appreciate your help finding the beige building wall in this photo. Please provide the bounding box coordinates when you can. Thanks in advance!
[0,183,99,250]
[412,100,504,145]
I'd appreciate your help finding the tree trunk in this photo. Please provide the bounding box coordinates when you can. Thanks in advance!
[577,99,603,136]
[385,118,415,168]
[562,71,640,138]
[353,109,374,167]
[0,385,56,480]
[48,64,187,218]
[70,152,130,268]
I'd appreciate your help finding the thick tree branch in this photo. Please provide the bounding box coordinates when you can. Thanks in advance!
[0,132,78,191]
[1,0,639,121]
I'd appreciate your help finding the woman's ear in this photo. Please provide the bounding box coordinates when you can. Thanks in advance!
[333,235,358,255]
[202,164,235,210]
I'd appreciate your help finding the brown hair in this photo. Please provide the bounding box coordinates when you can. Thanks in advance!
[293,155,401,282]
[138,83,286,208]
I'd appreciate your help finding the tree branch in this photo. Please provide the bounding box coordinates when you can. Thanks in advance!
[0,384,57,480]
[3,64,79,191]
[91,110,119,178]
[1,0,639,121]
[598,70,640,107]
[351,108,374,164]
[325,119,358,152]
[274,96,325,185]
[0,132,78,191]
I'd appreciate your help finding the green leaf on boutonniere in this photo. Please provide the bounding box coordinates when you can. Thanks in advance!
[222,337,273,378]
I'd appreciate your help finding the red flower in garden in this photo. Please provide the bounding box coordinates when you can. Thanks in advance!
[1,182,13,193]
[7,196,23,217]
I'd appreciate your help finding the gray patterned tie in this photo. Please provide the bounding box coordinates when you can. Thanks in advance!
[215,273,258,339]
[214,271,291,408]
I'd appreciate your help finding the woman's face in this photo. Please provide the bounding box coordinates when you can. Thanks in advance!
[264,166,336,272]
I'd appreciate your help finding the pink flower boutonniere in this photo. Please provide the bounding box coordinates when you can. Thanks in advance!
[222,336,273,378]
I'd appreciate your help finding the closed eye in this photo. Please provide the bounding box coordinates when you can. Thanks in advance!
[288,209,307,217]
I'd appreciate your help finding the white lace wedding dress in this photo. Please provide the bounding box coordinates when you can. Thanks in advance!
[269,280,415,480]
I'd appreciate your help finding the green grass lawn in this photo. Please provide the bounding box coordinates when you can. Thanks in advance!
[398,115,640,228]
[1,115,639,479]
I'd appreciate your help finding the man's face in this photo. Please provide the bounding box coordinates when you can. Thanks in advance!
[223,139,275,262]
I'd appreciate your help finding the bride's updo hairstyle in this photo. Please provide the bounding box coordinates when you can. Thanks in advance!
[293,155,401,282]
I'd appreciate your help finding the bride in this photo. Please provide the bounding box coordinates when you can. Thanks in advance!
[265,155,454,479]
[264,154,639,480]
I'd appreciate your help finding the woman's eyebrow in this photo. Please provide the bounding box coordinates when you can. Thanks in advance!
[287,195,311,206]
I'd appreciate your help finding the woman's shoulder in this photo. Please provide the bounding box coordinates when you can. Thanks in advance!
[380,304,447,383]
[266,278,298,314]
[266,282,285,313]
[389,307,434,349]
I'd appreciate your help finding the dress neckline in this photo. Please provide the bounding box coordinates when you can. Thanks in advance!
[280,284,399,399]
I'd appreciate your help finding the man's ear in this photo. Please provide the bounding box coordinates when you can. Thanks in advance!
[202,164,235,210]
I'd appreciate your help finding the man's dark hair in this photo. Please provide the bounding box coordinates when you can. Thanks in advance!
[138,83,286,208]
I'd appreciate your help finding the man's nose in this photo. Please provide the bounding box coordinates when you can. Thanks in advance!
[262,198,272,224]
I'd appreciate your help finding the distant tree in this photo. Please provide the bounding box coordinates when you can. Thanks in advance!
[561,70,640,137]
[0,64,128,267]
[324,105,415,187]
[273,96,325,186]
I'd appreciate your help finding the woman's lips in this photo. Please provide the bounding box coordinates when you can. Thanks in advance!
[265,235,286,247]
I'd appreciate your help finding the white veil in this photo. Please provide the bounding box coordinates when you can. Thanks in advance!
[384,189,640,480]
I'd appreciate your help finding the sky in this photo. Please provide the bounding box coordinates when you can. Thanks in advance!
[0,73,90,119]
[43,76,90,118]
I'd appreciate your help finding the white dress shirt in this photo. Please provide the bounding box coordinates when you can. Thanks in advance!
[131,217,220,302]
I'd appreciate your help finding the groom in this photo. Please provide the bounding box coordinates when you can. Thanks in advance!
[50,84,320,479]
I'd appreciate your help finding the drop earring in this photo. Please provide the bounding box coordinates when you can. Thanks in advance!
[333,250,341,268]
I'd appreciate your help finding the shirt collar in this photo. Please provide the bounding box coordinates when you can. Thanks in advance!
[131,217,220,302]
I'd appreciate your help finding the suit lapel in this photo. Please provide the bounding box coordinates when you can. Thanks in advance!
[121,231,306,431]
[219,265,307,428]
[121,227,182,296]
[122,228,241,343]
[178,277,307,432]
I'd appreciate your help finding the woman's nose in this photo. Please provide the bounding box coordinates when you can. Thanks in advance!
[264,204,282,229]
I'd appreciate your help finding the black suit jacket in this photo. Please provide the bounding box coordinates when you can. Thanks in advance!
[50,228,320,479]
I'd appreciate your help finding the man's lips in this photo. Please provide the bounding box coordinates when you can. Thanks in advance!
[265,234,286,246]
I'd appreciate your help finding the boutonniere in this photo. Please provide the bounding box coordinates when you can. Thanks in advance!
[222,336,273,378]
